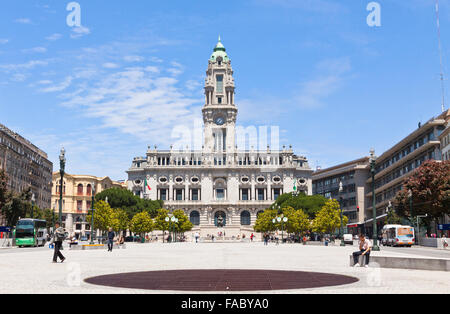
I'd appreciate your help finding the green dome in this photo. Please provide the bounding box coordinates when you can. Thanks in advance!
[210,36,229,62]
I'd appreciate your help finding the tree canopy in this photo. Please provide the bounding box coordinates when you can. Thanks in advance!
[95,188,163,219]
[272,192,328,219]
[394,160,450,229]
[312,199,348,235]
[129,211,154,235]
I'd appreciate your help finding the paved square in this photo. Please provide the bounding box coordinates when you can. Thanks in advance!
[0,242,449,294]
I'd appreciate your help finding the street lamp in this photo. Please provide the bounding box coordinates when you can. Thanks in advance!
[58,147,66,225]
[369,149,380,251]
[273,214,288,243]
[339,181,345,247]
[89,183,96,245]
[31,193,35,219]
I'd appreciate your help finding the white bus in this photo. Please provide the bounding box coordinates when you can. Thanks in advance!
[381,224,415,247]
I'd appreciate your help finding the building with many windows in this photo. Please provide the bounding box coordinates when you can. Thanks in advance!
[312,157,370,225]
[0,123,52,225]
[364,110,449,235]
[127,39,313,240]
[439,110,450,161]
[51,173,125,237]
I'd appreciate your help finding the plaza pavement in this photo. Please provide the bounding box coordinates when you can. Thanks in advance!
[0,242,449,294]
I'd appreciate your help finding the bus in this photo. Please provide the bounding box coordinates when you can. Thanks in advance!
[381,224,415,247]
[14,219,48,247]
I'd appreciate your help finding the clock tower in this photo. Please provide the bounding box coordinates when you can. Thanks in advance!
[203,37,237,155]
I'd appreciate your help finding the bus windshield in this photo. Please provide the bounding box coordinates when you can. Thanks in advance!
[15,230,34,238]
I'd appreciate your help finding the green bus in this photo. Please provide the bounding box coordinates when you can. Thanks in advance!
[14,219,48,247]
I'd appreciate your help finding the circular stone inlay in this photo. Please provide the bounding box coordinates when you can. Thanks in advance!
[84,269,359,291]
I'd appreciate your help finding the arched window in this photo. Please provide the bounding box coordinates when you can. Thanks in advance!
[190,211,200,226]
[240,211,251,225]
[86,184,92,196]
[214,211,226,227]
[77,184,83,196]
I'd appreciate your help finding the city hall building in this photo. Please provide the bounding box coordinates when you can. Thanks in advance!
[127,39,313,239]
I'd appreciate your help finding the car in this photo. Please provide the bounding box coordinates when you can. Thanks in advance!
[343,234,354,245]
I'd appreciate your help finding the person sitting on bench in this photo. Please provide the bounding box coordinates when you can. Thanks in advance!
[353,234,372,267]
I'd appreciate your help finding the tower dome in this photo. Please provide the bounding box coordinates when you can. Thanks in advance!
[210,36,230,62]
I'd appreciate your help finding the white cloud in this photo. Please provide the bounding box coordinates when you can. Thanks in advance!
[0,39,9,44]
[70,26,91,39]
[22,47,47,54]
[11,73,27,82]
[46,33,62,41]
[102,62,120,69]
[295,58,351,109]
[59,66,202,144]
[40,76,73,93]
[124,55,145,62]
[14,18,32,24]
[0,60,49,71]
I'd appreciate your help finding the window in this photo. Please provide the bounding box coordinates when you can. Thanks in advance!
[86,201,91,210]
[190,211,200,226]
[216,75,223,94]
[257,189,265,201]
[86,184,92,196]
[273,188,281,200]
[160,189,167,201]
[176,189,183,201]
[240,211,251,225]
[216,189,225,200]
[77,200,83,212]
[192,189,199,201]
[77,184,83,196]
[241,188,249,201]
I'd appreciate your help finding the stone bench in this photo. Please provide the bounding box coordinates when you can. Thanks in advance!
[349,254,450,271]
[70,243,126,251]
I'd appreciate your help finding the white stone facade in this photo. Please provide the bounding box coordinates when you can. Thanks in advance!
[127,39,313,239]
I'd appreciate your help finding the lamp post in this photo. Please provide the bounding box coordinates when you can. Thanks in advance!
[416,214,428,244]
[58,148,66,225]
[52,203,56,232]
[339,181,345,247]
[89,183,96,245]
[31,193,35,219]
[273,215,288,243]
[369,149,380,251]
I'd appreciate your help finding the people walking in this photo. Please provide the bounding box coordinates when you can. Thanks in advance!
[107,227,115,252]
[353,234,372,267]
[263,233,269,246]
[250,233,254,242]
[51,223,66,263]
[195,232,200,243]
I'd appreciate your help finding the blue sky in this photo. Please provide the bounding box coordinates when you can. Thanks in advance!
[0,0,449,180]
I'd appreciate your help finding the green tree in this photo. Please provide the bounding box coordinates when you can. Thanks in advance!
[154,208,170,232]
[254,209,278,233]
[129,211,154,237]
[282,207,311,236]
[86,200,114,234]
[1,188,32,227]
[110,208,130,234]
[272,192,328,219]
[312,199,348,235]
[394,160,450,230]
[0,169,10,213]
[172,209,193,233]
[95,188,163,219]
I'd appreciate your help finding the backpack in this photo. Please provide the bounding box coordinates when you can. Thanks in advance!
[56,231,66,242]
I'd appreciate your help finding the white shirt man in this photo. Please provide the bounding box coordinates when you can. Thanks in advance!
[352,235,372,267]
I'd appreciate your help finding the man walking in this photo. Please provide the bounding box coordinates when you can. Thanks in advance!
[107,227,115,252]
[353,234,372,267]
[51,223,66,263]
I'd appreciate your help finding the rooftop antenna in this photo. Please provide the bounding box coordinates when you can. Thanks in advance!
[435,0,446,112]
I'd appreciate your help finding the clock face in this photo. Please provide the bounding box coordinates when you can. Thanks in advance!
[215,116,225,125]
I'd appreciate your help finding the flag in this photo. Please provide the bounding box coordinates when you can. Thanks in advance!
[144,178,151,193]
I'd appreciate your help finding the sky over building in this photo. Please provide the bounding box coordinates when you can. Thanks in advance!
[0,0,449,180]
